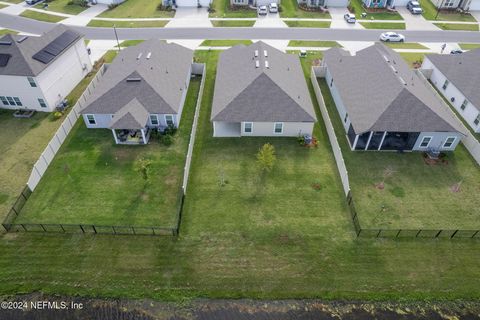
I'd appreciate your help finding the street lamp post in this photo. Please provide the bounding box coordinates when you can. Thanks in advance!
[113,24,121,52]
[435,0,445,19]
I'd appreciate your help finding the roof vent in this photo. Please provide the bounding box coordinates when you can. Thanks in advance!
[265,60,269,68]
[0,41,12,46]
[146,52,152,59]
[136,52,143,60]
[17,36,28,43]
[398,76,407,85]
[382,55,390,63]
[264,50,268,57]
[254,50,258,57]
[389,64,398,73]
[255,60,259,68]
[126,78,142,82]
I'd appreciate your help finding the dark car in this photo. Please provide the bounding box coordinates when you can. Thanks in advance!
[26,0,43,5]
[450,49,464,54]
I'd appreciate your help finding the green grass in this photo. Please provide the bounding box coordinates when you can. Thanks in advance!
[385,42,428,49]
[87,19,168,28]
[200,40,253,47]
[359,22,406,29]
[433,23,479,31]
[0,29,18,36]
[211,20,256,27]
[209,0,257,18]
[1,51,480,302]
[17,78,201,226]
[0,4,7,9]
[117,40,145,48]
[288,40,341,47]
[280,0,331,18]
[20,10,66,23]
[399,52,428,68]
[420,0,476,21]
[34,0,87,15]
[459,43,480,50]
[348,0,403,20]
[98,0,175,18]
[285,20,331,28]
[319,79,480,229]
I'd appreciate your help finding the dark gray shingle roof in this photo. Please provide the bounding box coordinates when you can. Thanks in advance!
[323,43,466,135]
[211,41,316,122]
[426,49,480,111]
[109,98,149,129]
[0,25,82,76]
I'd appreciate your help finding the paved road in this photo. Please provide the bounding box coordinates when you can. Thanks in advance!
[1,12,480,42]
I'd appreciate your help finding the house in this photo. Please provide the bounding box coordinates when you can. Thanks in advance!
[211,41,316,137]
[430,0,480,11]
[297,0,348,9]
[321,43,467,152]
[0,25,92,112]
[421,49,480,133]
[230,0,279,7]
[164,0,212,7]
[361,0,410,9]
[80,40,193,145]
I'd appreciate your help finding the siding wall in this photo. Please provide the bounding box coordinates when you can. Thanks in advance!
[297,0,348,7]
[413,131,463,151]
[240,121,314,137]
[323,65,351,134]
[0,75,49,111]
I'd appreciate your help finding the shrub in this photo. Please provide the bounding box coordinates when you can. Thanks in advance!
[163,124,177,136]
[51,111,63,120]
[256,143,276,172]
[134,158,153,182]
[208,3,215,12]
[162,134,174,146]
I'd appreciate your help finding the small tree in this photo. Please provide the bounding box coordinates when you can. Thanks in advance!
[256,143,276,172]
[134,157,153,183]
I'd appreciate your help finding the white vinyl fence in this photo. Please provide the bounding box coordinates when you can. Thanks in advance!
[27,64,108,191]
[311,66,350,196]
[416,69,480,166]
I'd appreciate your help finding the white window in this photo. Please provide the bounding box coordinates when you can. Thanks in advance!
[460,99,468,111]
[150,114,159,126]
[165,115,174,127]
[444,0,455,7]
[38,98,47,108]
[244,122,253,133]
[6,97,15,106]
[420,136,432,148]
[0,96,9,106]
[13,97,22,106]
[27,77,37,87]
[86,114,96,125]
[442,80,449,90]
[474,113,480,126]
[274,122,283,134]
[443,136,456,148]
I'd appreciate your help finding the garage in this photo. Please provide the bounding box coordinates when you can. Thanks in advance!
[173,0,211,6]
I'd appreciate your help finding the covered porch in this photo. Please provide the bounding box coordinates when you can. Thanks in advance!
[213,122,241,137]
[347,125,420,151]
[109,99,151,145]
[111,128,151,145]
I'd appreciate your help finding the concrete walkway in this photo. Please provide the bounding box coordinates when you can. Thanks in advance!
[329,8,364,29]
[397,7,439,30]
[166,8,211,28]
[0,1,27,16]
[254,12,288,28]
[62,4,108,26]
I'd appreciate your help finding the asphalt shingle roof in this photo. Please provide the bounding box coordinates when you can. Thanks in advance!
[426,49,480,111]
[211,41,316,122]
[109,98,150,130]
[323,43,466,135]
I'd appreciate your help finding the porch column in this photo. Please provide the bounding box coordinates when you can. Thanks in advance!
[364,131,374,151]
[111,129,119,144]
[141,129,147,144]
[378,131,387,151]
[352,135,359,151]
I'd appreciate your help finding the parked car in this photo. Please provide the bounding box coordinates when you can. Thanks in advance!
[450,49,464,54]
[299,50,307,58]
[344,13,356,23]
[268,3,278,13]
[258,5,268,15]
[380,32,405,42]
[26,0,42,4]
[407,1,423,14]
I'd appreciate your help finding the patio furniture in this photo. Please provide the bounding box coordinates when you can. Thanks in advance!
[13,110,35,118]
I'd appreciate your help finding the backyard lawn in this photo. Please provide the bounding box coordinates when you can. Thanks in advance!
[20,10,66,22]
[348,0,403,20]
[209,0,257,18]
[280,0,331,18]
[211,20,255,27]
[433,23,479,31]
[98,0,175,18]
[420,0,476,21]
[34,0,87,15]
[16,78,201,227]
[87,20,169,28]
[284,20,331,28]
[359,22,406,29]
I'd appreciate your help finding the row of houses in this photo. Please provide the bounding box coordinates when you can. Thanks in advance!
[0,26,477,153]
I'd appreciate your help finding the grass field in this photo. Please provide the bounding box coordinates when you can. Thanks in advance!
[284,20,331,28]
[0,4,7,9]
[0,29,18,36]
[385,42,428,49]
[398,52,428,67]
[211,20,255,27]
[348,0,403,20]
[200,40,253,47]
[280,0,331,18]
[459,43,480,50]
[288,40,341,47]
[433,23,479,31]
[34,0,87,15]
[420,0,476,21]
[20,10,66,22]
[87,20,169,28]
[359,22,406,29]
[17,78,201,226]
[98,0,175,18]
[209,0,257,18]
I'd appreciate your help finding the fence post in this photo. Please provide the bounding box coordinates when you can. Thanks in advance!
[472,230,479,238]
[21,224,27,231]
[450,230,459,238]
[60,224,65,232]
[376,230,381,238]
[356,229,361,237]
[41,224,46,232]
[396,229,402,238]
[112,226,116,234]
[152,227,155,235]
[79,225,85,233]
[92,225,97,234]
[416,230,422,237]
[435,230,442,238]
[132,227,135,235]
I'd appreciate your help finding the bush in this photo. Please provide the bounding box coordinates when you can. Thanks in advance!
[278,5,282,12]
[208,2,215,13]
[163,124,177,136]
[51,111,63,120]
[161,134,174,146]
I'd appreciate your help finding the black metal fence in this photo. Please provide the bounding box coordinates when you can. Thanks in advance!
[345,191,480,239]
[2,185,184,237]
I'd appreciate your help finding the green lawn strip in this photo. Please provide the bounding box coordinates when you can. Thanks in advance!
[209,0,257,18]
[0,29,18,36]
[359,22,406,29]
[117,40,145,48]
[20,10,66,23]
[385,42,428,49]
[98,0,174,18]
[34,0,87,15]
[87,20,168,28]
[285,20,331,28]
[399,52,427,68]
[280,0,331,18]
[420,0,476,21]
[211,20,255,27]
[200,40,253,47]
[433,23,479,31]
[0,4,7,9]
[288,40,341,47]
[459,43,480,50]
[348,0,403,20]
[318,78,480,230]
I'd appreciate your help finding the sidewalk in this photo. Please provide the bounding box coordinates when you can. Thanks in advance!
[62,4,108,26]
[165,8,211,28]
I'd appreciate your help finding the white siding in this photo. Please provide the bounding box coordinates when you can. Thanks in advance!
[0,75,50,111]
[324,66,351,133]
[469,0,480,10]
[241,121,314,137]
[95,0,124,4]
[413,132,463,151]
[175,64,192,127]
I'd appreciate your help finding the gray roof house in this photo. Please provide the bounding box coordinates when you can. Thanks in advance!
[211,41,316,137]
[421,48,480,133]
[322,43,466,152]
[80,40,193,145]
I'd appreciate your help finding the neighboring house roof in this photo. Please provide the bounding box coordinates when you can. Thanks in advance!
[426,49,480,111]
[323,43,466,135]
[81,40,193,120]
[0,25,82,77]
[109,98,149,130]
[211,41,316,123]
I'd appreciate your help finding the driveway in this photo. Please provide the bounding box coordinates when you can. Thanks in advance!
[166,7,211,28]
[329,7,364,29]
[254,12,287,28]
[471,11,480,23]
[0,1,27,16]
[397,7,439,30]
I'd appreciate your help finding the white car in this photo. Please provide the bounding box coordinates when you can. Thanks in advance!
[268,3,278,13]
[258,5,268,15]
[407,1,423,14]
[380,32,405,42]
[344,13,356,23]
